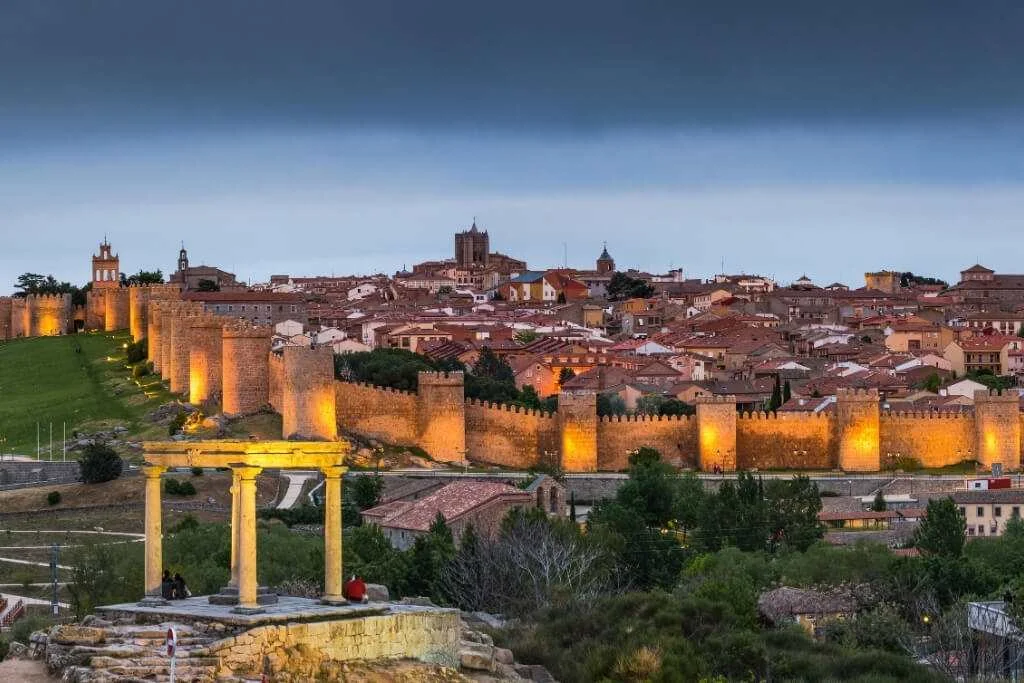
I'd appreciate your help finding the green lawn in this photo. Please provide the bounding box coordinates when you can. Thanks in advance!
[0,332,173,457]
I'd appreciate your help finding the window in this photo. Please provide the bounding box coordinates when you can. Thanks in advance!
[959,507,966,516]
[995,506,1003,517]
[978,507,984,517]
[1014,507,1020,518]
[979,525,986,535]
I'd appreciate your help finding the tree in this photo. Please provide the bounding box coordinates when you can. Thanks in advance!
[558,367,576,387]
[473,347,515,383]
[196,279,220,292]
[514,329,538,345]
[606,272,655,301]
[405,513,457,602]
[914,497,965,558]
[871,490,888,512]
[636,394,694,417]
[782,380,792,403]
[1018,326,1024,339]
[767,378,782,411]
[124,269,164,286]
[334,348,436,390]
[921,372,941,393]
[350,474,384,510]
[765,475,824,551]
[597,393,627,416]
[78,444,123,484]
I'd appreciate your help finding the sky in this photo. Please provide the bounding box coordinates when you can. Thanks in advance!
[4,1,1024,293]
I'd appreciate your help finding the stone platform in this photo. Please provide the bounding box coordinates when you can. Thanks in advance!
[97,594,390,626]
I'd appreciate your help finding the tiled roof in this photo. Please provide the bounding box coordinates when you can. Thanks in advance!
[363,481,531,532]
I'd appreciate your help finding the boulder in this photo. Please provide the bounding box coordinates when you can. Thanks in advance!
[365,583,390,602]
[49,626,105,646]
[460,642,495,672]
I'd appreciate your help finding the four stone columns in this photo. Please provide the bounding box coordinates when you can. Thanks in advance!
[139,465,167,606]
[321,465,348,605]
[233,465,263,613]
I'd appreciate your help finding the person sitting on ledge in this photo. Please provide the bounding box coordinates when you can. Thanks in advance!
[344,575,367,603]
[161,570,174,600]
[172,572,191,600]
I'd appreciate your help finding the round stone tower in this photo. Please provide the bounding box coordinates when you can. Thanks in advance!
[222,321,273,417]
[188,313,225,405]
[282,345,337,440]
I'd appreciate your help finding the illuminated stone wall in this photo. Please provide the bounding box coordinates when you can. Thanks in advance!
[417,371,467,463]
[559,390,598,472]
[974,390,1022,470]
[27,294,71,336]
[85,290,105,331]
[465,400,558,468]
[103,287,130,332]
[129,286,149,342]
[188,313,224,405]
[597,414,699,471]
[836,388,881,472]
[281,345,337,440]
[221,320,273,416]
[168,303,202,396]
[335,381,419,444]
[10,298,27,338]
[880,410,975,468]
[0,298,10,340]
[736,411,834,470]
[697,395,737,471]
[268,351,284,412]
[147,300,165,372]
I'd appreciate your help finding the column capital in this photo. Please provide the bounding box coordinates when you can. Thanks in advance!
[230,464,263,480]
[320,465,348,479]
[141,464,167,478]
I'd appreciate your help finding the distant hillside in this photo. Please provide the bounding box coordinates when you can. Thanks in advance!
[0,332,172,457]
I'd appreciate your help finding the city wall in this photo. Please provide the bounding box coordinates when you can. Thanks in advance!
[465,400,559,468]
[335,381,419,445]
[736,412,834,470]
[597,414,698,471]
[879,411,975,469]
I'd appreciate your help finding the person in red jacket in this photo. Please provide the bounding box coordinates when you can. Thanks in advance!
[343,575,367,603]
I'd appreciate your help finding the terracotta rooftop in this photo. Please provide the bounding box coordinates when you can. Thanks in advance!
[363,481,531,532]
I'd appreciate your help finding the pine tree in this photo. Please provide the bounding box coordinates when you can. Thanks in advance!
[871,490,887,512]
[768,378,782,411]
[783,380,792,404]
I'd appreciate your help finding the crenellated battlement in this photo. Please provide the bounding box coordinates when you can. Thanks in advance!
[338,380,417,398]
[975,389,1021,403]
[882,410,972,420]
[599,413,693,423]
[738,410,830,421]
[417,370,465,386]
[696,394,737,404]
[836,387,880,400]
[465,398,555,420]
[222,320,273,338]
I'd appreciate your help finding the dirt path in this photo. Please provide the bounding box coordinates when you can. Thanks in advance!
[0,658,56,681]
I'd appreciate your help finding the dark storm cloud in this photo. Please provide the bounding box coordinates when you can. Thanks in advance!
[3,0,1024,134]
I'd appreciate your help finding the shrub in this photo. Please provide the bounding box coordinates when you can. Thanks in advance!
[78,444,123,484]
[46,491,61,506]
[191,466,204,477]
[132,364,150,379]
[126,338,147,364]
[165,479,196,496]
[168,410,188,436]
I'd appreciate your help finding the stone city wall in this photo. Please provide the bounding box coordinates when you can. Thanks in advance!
[736,411,834,470]
[188,313,225,405]
[335,381,419,445]
[103,287,130,332]
[268,351,284,412]
[221,320,273,417]
[207,607,460,679]
[0,297,11,340]
[85,290,105,331]
[465,400,558,468]
[597,414,699,471]
[880,411,975,469]
[281,345,337,440]
[27,293,72,336]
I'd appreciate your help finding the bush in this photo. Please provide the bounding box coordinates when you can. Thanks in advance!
[125,338,147,364]
[132,364,150,379]
[165,479,196,496]
[168,410,188,436]
[78,443,123,484]
[46,491,61,506]
[191,466,204,477]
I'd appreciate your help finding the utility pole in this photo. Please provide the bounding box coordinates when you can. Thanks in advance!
[37,422,40,461]
[50,544,59,617]
[49,422,53,461]
[63,422,66,462]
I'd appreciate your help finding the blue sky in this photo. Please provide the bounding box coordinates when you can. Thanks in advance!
[3,2,1024,291]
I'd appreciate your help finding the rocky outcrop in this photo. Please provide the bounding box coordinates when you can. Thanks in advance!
[458,616,556,682]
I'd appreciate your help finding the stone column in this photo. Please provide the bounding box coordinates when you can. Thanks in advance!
[139,465,167,605]
[229,469,241,587]
[233,465,263,613]
[321,465,348,605]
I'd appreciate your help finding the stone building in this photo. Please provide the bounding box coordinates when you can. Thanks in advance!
[91,238,120,290]
[455,221,490,268]
[183,291,307,327]
[168,244,244,291]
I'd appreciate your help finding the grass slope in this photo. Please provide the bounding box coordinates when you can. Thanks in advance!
[0,332,173,456]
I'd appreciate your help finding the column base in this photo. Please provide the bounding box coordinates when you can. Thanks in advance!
[209,585,279,606]
[231,605,266,615]
[320,594,348,606]
[137,596,169,608]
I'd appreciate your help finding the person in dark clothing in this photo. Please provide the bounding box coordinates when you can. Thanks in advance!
[172,573,190,599]
[161,570,174,600]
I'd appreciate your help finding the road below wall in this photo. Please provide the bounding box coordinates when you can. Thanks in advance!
[350,469,980,504]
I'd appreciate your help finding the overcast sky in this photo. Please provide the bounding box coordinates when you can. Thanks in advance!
[4,1,1024,292]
